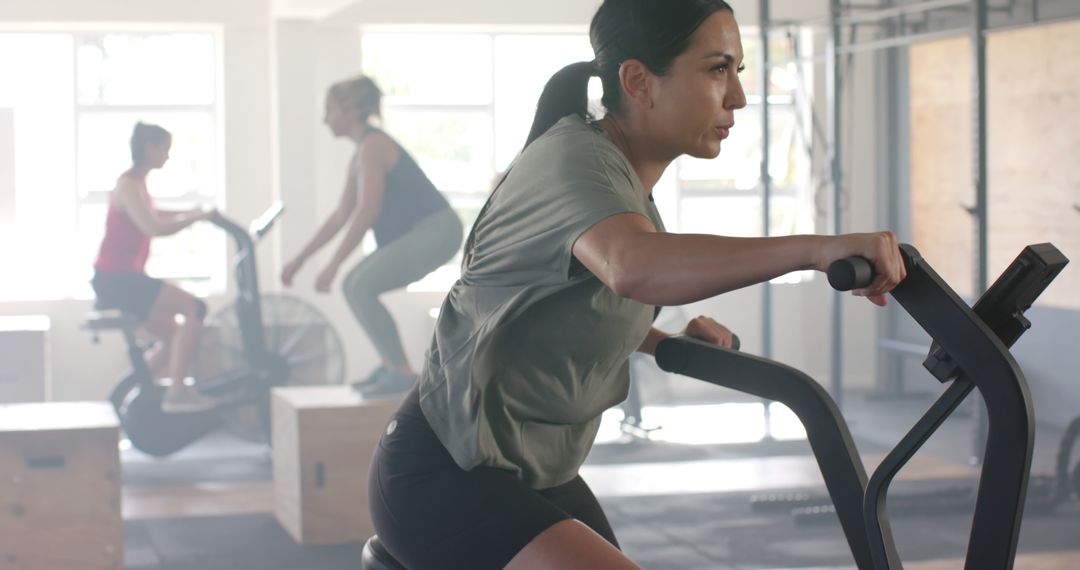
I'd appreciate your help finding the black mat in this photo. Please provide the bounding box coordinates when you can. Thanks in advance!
[122,493,1080,569]
[601,490,1080,569]
[125,513,365,570]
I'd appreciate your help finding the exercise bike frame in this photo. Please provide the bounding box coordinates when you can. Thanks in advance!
[193,204,287,397]
[97,203,287,457]
[656,243,1066,570]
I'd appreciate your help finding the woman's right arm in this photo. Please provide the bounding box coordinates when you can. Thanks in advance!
[116,180,207,237]
[572,213,906,307]
[291,198,353,263]
[281,170,358,285]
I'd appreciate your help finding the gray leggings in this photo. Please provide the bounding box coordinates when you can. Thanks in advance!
[342,209,463,368]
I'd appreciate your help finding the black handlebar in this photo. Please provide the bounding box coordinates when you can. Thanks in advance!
[251,201,285,240]
[827,256,875,291]
[658,242,1065,569]
[207,202,286,256]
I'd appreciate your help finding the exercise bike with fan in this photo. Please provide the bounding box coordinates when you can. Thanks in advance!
[84,202,346,456]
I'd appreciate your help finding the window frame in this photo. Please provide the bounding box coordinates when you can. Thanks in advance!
[0,24,226,301]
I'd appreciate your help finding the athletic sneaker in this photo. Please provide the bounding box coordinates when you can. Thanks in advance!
[350,366,390,390]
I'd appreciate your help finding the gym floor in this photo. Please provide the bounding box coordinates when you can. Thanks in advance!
[119,392,1080,570]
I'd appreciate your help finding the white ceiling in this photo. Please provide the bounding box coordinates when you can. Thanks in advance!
[273,0,359,20]
[274,0,601,25]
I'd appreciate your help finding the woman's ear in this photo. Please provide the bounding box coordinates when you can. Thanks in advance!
[618,59,654,109]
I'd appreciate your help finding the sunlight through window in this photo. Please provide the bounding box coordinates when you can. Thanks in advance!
[0,29,224,300]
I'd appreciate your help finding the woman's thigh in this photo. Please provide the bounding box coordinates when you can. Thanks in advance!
[91,272,165,323]
[344,210,463,297]
[537,474,619,548]
[369,390,570,570]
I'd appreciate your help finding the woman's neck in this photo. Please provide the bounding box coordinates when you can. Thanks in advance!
[128,165,151,180]
[348,122,374,144]
[597,114,670,196]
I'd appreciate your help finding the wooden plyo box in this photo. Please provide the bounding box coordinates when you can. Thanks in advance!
[0,402,122,570]
[271,385,401,545]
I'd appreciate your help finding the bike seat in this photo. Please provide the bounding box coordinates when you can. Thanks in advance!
[82,310,141,332]
[361,535,407,570]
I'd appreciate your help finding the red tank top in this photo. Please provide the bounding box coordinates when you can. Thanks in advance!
[94,186,153,273]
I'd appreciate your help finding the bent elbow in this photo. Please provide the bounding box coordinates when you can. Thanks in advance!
[606,261,647,301]
[608,275,633,299]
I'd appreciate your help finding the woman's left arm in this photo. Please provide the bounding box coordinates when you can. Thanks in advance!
[316,136,395,291]
[636,327,671,356]
[157,206,209,222]
[637,317,737,356]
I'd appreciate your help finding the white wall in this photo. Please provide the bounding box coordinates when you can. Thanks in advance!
[0,0,278,401]
[325,0,829,27]
[0,0,887,403]
[328,0,600,26]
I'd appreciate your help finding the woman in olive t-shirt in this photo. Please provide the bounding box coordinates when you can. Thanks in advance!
[368,2,907,569]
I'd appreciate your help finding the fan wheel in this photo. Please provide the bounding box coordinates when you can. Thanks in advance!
[193,293,346,442]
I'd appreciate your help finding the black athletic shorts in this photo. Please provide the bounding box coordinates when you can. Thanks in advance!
[90,271,164,322]
[368,387,620,570]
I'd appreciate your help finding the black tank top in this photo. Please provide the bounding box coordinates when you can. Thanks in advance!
[368,131,451,248]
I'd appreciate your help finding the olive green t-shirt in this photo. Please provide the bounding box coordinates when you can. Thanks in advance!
[417,114,665,489]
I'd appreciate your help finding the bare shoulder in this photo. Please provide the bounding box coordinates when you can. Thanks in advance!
[113,173,148,209]
[357,130,400,172]
[114,173,140,198]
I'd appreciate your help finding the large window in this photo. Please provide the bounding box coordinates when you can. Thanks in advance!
[361,28,814,290]
[673,31,816,283]
[0,29,223,301]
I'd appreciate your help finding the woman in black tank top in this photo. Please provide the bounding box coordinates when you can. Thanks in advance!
[281,75,463,395]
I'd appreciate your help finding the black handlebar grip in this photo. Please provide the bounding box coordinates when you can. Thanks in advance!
[730,334,741,352]
[827,256,875,291]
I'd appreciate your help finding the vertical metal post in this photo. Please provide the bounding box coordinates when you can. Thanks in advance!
[760,0,773,360]
[879,2,905,396]
[971,0,991,465]
[759,0,774,438]
[828,0,845,409]
[973,0,989,299]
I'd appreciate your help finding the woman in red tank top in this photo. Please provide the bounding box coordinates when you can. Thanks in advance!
[91,122,216,413]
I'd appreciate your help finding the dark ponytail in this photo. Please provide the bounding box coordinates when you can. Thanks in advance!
[130,122,171,167]
[524,0,733,149]
[524,61,596,148]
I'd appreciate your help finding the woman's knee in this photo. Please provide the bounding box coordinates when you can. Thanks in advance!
[428,216,464,267]
[342,272,381,307]
[156,288,206,331]
[176,296,207,328]
[505,519,640,570]
[184,298,207,328]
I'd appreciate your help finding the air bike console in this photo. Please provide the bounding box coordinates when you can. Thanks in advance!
[655,243,1067,569]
